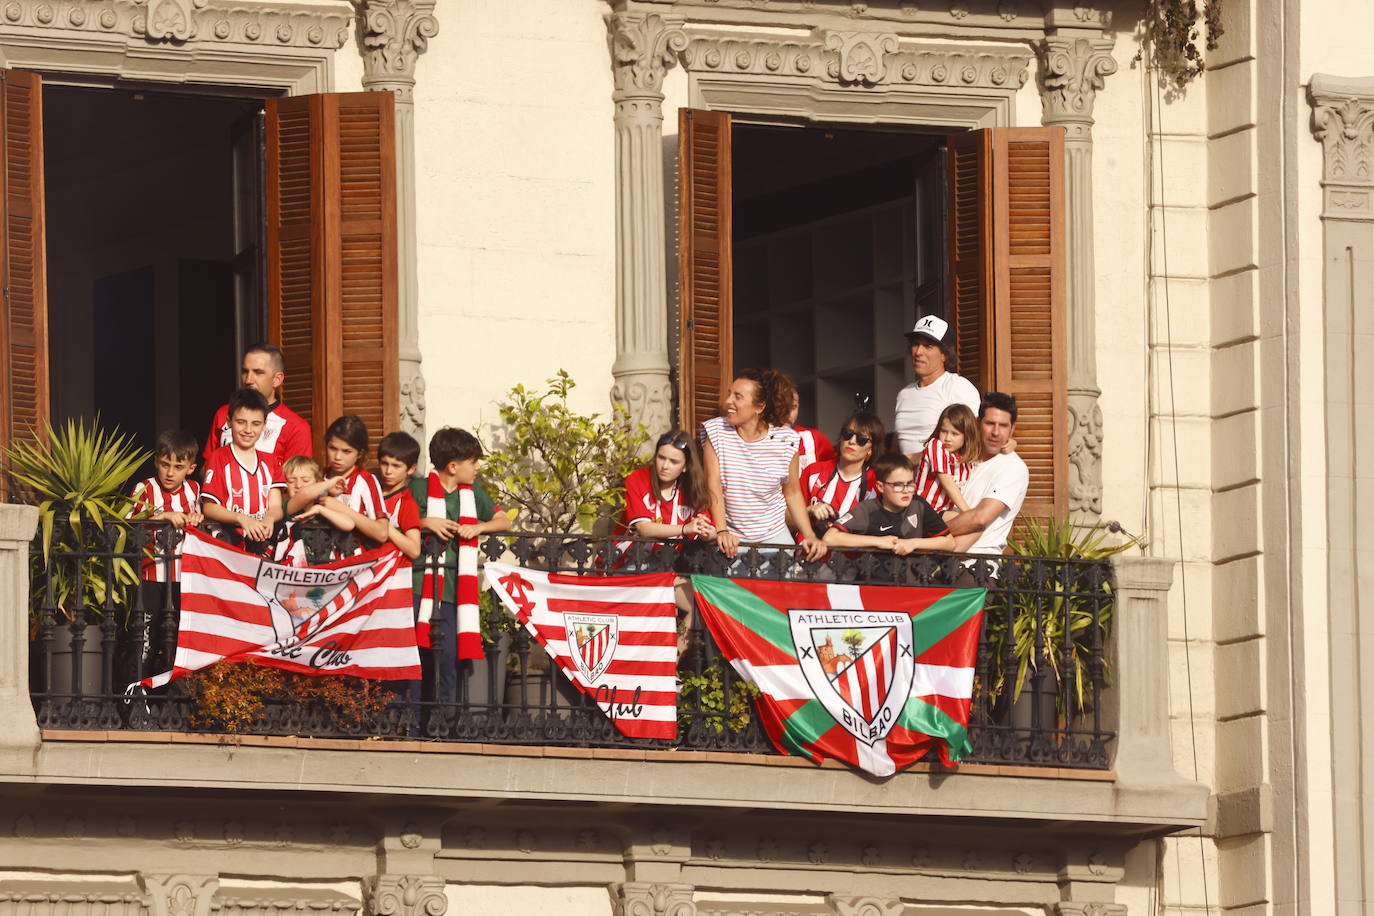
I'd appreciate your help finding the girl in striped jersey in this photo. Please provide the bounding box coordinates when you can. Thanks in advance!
[913,403,982,517]
[618,429,715,541]
[701,369,828,562]
[799,410,885,534]
[286,415,391,550]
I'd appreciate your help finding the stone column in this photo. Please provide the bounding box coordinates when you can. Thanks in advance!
[358,0,438,447]
[607,883,695,916]
[606,12,687,439]
[0,504,39,747]
[1109,556,1192,786]
[364,875,447,916]
[1036,35,1117,524]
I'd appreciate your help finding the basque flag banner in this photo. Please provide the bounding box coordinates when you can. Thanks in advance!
[692,576,986,777]
[484,562,678,739]
[133,527,421,689]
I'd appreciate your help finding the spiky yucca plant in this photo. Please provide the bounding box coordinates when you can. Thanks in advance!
[6,418,149,621]
[984,518,1138,717]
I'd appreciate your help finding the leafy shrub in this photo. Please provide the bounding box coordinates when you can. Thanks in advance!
[482,371,646,533]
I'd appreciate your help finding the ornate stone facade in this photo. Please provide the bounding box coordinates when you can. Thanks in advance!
[0,0,350,49]
[607,11,686,438]
[1036,34,1116,522]
[358,0,438,451]
[681,31,1030,90]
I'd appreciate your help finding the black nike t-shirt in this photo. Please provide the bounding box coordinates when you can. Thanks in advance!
[833,496,949,540]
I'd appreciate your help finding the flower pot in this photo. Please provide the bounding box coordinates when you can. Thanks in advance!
[46,621,109,696]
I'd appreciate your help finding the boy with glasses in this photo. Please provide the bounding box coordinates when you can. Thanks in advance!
[823,453,953,555]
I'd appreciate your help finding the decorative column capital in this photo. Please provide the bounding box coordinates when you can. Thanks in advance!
[828,895,906,916]
[1310,75,1374,218]
[607,12,687,99]
[363,875,447,916]
[139,874,219,916]
[358,0,439,98]
[1036,35,1117,133]
[608,883,695,916]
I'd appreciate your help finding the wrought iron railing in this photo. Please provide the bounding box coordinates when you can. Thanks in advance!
[26,519,1115,769]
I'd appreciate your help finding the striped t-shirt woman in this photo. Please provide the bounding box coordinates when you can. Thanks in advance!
[701,416,799,542]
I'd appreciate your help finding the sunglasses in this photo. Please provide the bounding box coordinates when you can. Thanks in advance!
[839,428,872,447]
[656,433,691,454]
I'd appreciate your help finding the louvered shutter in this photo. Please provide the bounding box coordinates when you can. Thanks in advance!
[989,128,1066,520]
[0,68,48,466]
[677,108,733,433]
[945,130,992,391]
[945,127,1067,520]
[266,92,398,456]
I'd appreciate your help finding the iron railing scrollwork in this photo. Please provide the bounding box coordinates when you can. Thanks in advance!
[25,519,1115,769]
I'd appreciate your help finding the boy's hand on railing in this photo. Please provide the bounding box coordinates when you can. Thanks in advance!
[239,514,273,541]
[421,517,461,541]
[455,524,481,540]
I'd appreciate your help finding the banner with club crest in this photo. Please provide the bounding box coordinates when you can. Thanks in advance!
[691,576,986,777]
[484,563,679,739]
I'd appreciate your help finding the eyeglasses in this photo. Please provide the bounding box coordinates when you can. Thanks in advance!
[882,479,917,490]
[839,428,872,447]
[656,433,691,453]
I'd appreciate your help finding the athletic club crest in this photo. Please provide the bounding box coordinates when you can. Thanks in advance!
[565,612,619,685]
[256,558,371,643]
[789,609,914,746]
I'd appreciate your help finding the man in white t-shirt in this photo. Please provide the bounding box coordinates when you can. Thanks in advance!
[947,393,1028,556]
[893,315,981,456]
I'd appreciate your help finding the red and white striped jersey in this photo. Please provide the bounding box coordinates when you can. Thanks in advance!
[618,466,709,535]
[382,488,421,532]
[335,466,386,520]
[201,448,284,520]
[914,438,971,514]
[800,460,876,518]
[795,426,837,474]
[129,477,201,582]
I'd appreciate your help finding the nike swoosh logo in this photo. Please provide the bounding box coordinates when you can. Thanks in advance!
[877,525,893,532]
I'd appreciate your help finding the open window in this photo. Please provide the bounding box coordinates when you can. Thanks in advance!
[678,113,1067,520]
[0,75,401,477]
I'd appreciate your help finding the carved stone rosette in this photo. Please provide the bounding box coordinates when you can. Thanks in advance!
[1310,76,1374,218]
[606,12,686,440]
[609,882,696,916]
[363,875,447,916]
[357,0,438,450]
[1036,35,1116,523]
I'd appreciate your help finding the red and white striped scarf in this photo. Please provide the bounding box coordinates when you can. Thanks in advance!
[416,472,482,660]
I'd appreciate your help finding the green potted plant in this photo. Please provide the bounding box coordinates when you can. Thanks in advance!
[984,518,1138,726]
[6,418,148,695]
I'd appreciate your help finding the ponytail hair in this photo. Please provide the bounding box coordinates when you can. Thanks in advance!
[735,368,797,427]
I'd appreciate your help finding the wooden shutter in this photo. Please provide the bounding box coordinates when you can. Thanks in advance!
[0,68,48,468]
[945,129,993,392]
[266,92,398,457]
[946,127,1067,520]
[677,108,732,433]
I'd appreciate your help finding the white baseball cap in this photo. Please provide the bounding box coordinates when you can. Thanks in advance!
[905,314,948,344]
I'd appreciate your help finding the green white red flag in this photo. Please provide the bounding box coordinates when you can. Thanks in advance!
[484,562,679,739]
[691,576,986,776]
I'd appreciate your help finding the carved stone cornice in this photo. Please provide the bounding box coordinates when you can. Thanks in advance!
[363,875,446,916]
[357,0,437,96]
[681,30,1030,90]
[0,0,351,49]
[1036,35,1117,132]
[608,11,687,98]
[828,896,904,916]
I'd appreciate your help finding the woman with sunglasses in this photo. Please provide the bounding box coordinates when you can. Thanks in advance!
[700,369,827,562]
[618,429,716,541]
[799,410,886,531]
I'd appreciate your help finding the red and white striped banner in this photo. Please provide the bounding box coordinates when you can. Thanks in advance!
[134,527,421,689]
[484,562,678,740]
